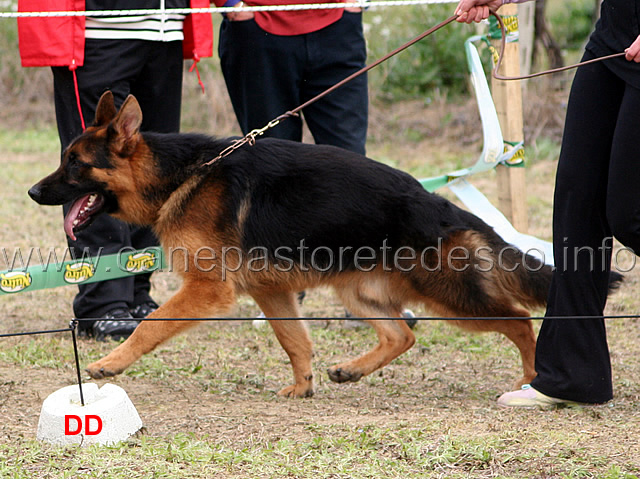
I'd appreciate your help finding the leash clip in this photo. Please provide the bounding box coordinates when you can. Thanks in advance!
[246,117,281,144]
[202,118,282,167]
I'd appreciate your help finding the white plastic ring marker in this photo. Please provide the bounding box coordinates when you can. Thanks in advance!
[37,383,143,446]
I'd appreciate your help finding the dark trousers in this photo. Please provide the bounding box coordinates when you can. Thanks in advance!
[532,52,640,403]
[218,12,368,155]
[52,39,184,320]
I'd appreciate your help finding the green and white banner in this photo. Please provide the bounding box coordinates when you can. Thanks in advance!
[0,247,165,295]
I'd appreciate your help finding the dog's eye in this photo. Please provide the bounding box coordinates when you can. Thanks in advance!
[65,151,87,177]
[67,151,93,168]
[66,151,88,170]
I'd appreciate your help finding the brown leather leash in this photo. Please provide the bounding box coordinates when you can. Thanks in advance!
[202,13,459,166]
[491,12,626,81]
[203,11,626,166]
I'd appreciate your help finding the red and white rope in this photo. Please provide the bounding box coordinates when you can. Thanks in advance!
[1,0,458,18]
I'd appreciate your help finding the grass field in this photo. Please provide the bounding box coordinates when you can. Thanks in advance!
[1,6,640,475]
[1,99,640,478]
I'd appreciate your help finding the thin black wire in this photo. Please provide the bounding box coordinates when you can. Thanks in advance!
[70,321,85,407]
[0,324,85,407]
[68,314,640,321]
[1,313,638,409]
[0,327,73,338]
[2,313,639,341]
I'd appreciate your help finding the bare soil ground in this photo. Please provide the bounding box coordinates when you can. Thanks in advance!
[1,142,640,477]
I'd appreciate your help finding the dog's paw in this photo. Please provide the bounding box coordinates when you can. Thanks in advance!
[86,361,123,379]
[276,384,314,398]
[327,366,363,383]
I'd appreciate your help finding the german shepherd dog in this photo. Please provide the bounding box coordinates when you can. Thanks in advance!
[28,92,595,397]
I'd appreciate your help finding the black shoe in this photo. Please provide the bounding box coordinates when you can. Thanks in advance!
[402,309,417,329]
[130,301,159,319]
[297,291,306,305]
[93,307,139,342]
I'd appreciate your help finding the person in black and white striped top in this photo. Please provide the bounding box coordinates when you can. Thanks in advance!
[84,0,187,42]
[27,0,213,341]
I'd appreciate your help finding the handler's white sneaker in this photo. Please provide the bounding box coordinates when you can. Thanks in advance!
[497,384,582,408]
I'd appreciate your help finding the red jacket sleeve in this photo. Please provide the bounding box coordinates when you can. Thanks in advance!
[18,0,86,68]
[182,0,214,60]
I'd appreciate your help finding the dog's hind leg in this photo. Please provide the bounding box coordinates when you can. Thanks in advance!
[328,319,415,383]
[86,279,236,379]
[327,283,415,383]
[252,291,314,398]
[447,317,537,388]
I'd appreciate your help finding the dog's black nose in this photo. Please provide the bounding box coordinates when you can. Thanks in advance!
[28,184,42,203]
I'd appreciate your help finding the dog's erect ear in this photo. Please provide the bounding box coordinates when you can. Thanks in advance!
[94,91,117,127]
[111,95,143,154]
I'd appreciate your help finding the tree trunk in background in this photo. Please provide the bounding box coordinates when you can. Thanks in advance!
[533,0,564,69]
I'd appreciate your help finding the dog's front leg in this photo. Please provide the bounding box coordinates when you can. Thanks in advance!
[86,279,235,379]
[86,319,200,379]
[268,320,314,398]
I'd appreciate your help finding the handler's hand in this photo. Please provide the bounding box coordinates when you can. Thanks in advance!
[625,35,640,62]
[455,0,503,24]
[227,1,254,21]
[345,0,363,12]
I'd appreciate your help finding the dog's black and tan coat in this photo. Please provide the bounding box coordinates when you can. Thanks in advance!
[30,92,567,397]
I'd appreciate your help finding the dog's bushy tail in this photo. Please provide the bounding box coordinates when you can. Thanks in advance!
[409,203,623,317]
[493,246,553,310]
[486,232,623,311]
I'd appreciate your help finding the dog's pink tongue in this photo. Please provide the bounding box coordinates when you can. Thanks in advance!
[64,194,91,241]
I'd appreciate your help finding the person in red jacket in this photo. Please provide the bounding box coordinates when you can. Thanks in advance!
[216,0,368,155]
[18,1,213,341]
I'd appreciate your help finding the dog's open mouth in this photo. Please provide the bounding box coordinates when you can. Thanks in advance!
[64,193,105,241]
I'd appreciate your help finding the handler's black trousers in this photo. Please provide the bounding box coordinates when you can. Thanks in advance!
[51,39,184,321]
[218,12,368,155]
[531,52,640,403]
